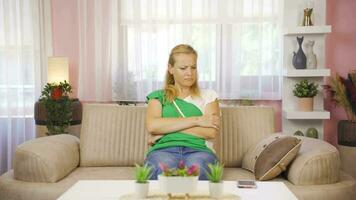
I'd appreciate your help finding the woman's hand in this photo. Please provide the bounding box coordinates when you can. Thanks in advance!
[195,114,220,130]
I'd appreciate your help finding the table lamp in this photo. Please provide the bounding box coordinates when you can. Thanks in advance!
[47,57,69,84]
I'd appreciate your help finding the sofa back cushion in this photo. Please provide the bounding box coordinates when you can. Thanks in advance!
[80,104,149,167]
[217,106,275,167]
[80,104,275,167]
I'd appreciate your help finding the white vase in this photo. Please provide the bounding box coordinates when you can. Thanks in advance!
[135,182,149,199]
[158,175,198,195]
[209,182,224,198]
[305,40,317,69]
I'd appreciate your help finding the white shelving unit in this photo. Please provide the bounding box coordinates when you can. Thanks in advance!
[284,25,331,35]
[283,110,330,120]
[282,0,331,139]
[284,69,330,77]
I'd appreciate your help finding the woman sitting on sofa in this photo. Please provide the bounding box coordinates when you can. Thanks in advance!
[144,44,221,180]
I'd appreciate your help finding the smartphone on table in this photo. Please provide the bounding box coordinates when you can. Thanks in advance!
[237,180,257,188]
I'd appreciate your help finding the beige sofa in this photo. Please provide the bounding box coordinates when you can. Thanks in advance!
[0,104,355,200]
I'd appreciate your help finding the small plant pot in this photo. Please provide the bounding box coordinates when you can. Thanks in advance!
[158,175,198,195]
[134,182,149,199]
[298,97,314,111]
[209,182,224,198]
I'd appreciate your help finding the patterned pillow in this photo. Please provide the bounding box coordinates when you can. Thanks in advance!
[242,133,302,181]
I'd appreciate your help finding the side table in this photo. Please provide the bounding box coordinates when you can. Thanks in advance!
[34,99,82,138]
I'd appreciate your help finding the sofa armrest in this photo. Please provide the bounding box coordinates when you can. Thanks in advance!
[287,136,340,185]
[14,134,80,183]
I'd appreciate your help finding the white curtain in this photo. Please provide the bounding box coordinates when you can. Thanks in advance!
[111,0,282,101]
[77,0,113,101]
[0,0,52,175]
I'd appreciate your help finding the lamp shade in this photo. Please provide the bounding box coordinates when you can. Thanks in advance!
[48,57,69,84]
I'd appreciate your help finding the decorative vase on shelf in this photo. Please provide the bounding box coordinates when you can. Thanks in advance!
[306,127,319,138]
[302,8,313,26]
[292,36,307,69]
[305,40,317,69]
[294,130,304,136]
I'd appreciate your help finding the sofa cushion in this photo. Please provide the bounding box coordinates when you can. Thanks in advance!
[242,133,301,180]
[79,104,274,167]
[287,136,340,185]
[13,134,79,183]
[217,106,275,167]
[80,104,149,167]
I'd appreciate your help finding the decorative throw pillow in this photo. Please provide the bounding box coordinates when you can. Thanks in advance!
[242,133,302,181]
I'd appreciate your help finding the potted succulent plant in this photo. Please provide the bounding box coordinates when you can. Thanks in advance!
[293,79,318,111]
[324,71,356,145]
[206,162,224,198]
[158,160,199,198]
[134,164,152,199]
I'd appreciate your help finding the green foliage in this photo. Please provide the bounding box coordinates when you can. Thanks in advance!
[39,81,73,135]
[205,162,224,183]
[135,164,152,183]
[293,80,318,98]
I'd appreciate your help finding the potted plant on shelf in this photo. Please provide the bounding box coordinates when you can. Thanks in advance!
[134,164,152,199]
[206,162,224,198]
[324,71,356,146]
[293,79,318,111]
[39,81,73,135]
[158,160,199,198]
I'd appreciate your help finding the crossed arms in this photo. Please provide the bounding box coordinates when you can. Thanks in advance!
[145,99,221,140]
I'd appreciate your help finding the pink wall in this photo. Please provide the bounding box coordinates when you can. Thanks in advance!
[51,0,79,97]
[325,0,356,146]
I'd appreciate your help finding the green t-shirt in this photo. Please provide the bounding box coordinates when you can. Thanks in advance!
[146,90,213,155]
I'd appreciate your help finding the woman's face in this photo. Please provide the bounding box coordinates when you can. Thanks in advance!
[168,53,197,89]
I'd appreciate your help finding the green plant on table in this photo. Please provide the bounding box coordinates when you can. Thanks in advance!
[293,80,318,98]
[206,162,224,183]
[39,81,73,135]
[135,164,152,183]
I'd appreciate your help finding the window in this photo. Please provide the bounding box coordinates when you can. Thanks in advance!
[112,0,282,100]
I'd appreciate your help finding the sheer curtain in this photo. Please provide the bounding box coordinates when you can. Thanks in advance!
[111,0,282,101]
[0,0,51,175]
[77,0,113,101]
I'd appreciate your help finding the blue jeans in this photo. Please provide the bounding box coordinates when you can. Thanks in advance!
[144,146,218,180]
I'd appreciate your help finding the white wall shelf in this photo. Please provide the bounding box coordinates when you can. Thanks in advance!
[284,26,332,35]
[284,69,331,77]
[283,110,330,120]
[282,0,330,139]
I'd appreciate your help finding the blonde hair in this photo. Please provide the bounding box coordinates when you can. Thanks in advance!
[164,44,200,103]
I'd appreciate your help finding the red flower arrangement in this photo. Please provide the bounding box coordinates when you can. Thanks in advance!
[159,160,200,177]
[51,86,63,100]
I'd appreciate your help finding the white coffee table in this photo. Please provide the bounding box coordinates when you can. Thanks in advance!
[57,180,298,200]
